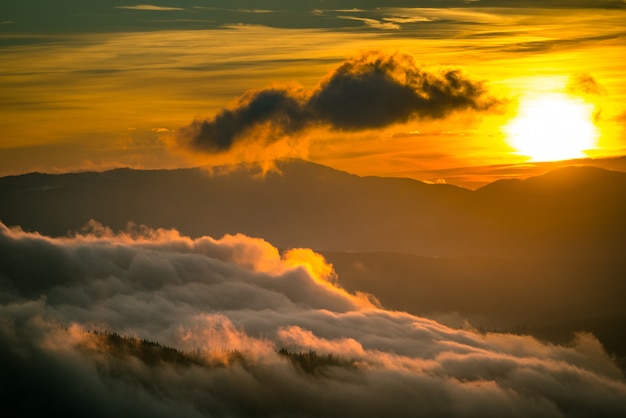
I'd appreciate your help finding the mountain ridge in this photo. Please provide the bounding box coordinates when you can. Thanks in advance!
[1,158,624,259]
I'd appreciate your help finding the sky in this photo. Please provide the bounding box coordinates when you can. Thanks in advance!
[1,1,626,186]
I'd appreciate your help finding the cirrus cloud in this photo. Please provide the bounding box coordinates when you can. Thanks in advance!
[115,4,184,11]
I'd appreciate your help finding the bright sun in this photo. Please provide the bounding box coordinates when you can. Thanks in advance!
[504,93,598,161]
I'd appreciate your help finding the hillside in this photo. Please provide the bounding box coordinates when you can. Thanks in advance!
[1,159,625,259]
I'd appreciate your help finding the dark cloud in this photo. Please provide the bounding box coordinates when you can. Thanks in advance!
[1,221,626,417]
[567,73,607,97]
[310,52,499,126]
[176,87,309,153]
[176,52,502,153]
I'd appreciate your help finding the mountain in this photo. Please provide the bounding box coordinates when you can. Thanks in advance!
[1,159,625,259]
[473,166,626,258]
[323,250,626,363]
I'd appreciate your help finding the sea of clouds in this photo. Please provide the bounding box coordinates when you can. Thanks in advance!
[1,220,625,417]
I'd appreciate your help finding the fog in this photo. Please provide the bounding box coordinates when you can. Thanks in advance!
[1,221,625,417]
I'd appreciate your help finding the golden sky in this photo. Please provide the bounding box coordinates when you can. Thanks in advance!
[1,1,625,188]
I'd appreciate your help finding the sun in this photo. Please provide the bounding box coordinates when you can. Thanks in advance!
[504,93,598,161]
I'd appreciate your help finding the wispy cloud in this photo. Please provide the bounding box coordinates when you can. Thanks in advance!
[115,4,184,11]
[383,7,511,25]
[193,7,273,14]
[382,16,433,24]
[337,15,400,30]
[313,8,365,14]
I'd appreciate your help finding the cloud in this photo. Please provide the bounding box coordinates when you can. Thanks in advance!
[567,73,607,97]
[1,221,625,417]
[383,7,509,25]
[335,9,365,13]
[238,9,273,14]
[337,15,400,30]
[115,4,184,11]
[382,16,433,24]
[192,7,273,14]
[176,51,503,154]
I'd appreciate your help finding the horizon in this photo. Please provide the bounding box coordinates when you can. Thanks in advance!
[3,154,626,190]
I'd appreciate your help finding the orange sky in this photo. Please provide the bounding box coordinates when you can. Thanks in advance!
[1,2,625,188]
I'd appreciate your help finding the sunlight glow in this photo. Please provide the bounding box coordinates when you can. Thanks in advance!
[504,93,599,161]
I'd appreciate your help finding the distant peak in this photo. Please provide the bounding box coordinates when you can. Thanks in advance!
[477,164,626,195]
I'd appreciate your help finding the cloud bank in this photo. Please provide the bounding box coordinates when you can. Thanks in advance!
[1,221,625,417]
[176,51,502,154]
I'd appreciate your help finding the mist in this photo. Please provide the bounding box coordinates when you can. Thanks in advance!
[1,221,625,417]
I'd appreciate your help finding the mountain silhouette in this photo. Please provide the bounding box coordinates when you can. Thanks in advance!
[1,159,625,259]
[324,249,626,364]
